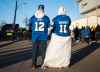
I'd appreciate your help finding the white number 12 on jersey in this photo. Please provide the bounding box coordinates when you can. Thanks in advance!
[35,22,44,31]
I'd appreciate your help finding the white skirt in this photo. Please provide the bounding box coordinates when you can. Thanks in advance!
[43,33,72,68]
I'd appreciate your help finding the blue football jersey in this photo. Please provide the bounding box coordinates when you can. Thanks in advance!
[80,27,91,38]
[52,15,71,36]
[29,15,50,41]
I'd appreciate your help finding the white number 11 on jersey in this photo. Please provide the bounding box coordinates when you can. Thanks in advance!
[35,22,44,31]
[60,24,66,33]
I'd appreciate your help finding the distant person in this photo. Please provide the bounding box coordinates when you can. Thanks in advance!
[74,26,80,43]
[96,25,100,40]
[29,5,50,71]
[0,30,2,41]
[80,26,91,44]
[91,26,96,42]
[43,6,71,69]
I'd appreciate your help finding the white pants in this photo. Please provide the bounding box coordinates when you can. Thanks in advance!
[43,33,72,68]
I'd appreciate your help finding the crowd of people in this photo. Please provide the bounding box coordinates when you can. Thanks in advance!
[0,28,31,41]
[72,23,100,44]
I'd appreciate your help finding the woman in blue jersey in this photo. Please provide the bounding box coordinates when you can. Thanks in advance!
[29,5,50,71]
[43,6,71,69]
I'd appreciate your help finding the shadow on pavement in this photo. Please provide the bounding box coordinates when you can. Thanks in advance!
[0,41,18,48]
[0,41,100,69]
[0,46,32,68]
[70,42,100,67]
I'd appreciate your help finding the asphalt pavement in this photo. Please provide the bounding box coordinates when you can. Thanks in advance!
[0,40,100,72]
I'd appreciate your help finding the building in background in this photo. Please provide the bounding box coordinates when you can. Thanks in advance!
[71,0,100,29]
[76,0,100,17]
[71,0,100,40]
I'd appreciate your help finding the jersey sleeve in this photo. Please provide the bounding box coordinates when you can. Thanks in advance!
[29,18,32,27]
[52,17,56,28]
[47,17,50,28]
[45,16,50,28]
[29,16,35,27]
[68,16,71,27]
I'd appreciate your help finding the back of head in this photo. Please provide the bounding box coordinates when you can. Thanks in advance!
[38,4,44,12]
[58,5,66,15]
[35,4,45,18]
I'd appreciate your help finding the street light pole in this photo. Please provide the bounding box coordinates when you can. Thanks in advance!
[13,0,18,29]
[12,0,18,41]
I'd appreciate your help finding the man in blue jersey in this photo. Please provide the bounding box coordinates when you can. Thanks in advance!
[43,6,71,69]
[80,26,91,44]
[29,5,50,70]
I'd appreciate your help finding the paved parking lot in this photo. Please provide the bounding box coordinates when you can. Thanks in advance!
[0,40,100,72]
